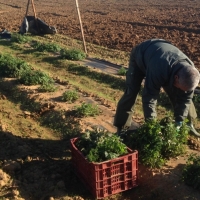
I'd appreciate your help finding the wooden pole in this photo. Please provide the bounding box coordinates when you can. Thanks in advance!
[30,0,39,32]
[31,0,37,19]
[75,0,87,55]
[25,0,30,16]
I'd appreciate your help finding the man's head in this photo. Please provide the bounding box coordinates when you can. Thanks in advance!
[174,63,200,91]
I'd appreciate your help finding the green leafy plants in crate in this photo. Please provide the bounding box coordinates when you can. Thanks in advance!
[75,130,128,162]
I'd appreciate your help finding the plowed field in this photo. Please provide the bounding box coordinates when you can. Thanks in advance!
[1,0,200,69]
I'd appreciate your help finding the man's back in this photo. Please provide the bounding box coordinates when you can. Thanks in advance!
[135,39,194,73]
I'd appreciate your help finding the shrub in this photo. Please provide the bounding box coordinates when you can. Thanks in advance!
[60,49,86,60]
[123,116,189,168]
[62,90,79,103]
[19,69,54,86]
[182,154,200,189]
[11,33,30,44]
[75,103,100,117]
[75,130,128,162]
[159,116,188,158]
[0,54,31,78]
[32,41,61,53]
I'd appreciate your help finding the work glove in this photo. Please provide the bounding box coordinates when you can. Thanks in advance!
[175,121,183,132]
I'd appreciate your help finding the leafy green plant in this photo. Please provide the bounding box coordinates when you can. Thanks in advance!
[75,130,128,162]
[124,116,189,168]
[11,33,30,44]
[19,69,54,86]
[159,116,188,158]
[0,53,31,78]
[182,154,200,189]
[75,103,100,117]
[60,48,86,60]
[117,66,127,76]
[193,94,200,103]
[127,119,165,168]
[62,90,79,103]
[32,41,61,53]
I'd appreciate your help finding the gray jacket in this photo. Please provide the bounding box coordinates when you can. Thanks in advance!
[134,39,195,121]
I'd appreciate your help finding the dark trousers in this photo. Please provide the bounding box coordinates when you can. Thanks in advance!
[114,48,145,128]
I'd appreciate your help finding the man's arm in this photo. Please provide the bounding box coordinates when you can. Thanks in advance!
[174,89,194,122]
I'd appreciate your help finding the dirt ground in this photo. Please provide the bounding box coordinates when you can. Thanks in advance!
[1,0,200,199]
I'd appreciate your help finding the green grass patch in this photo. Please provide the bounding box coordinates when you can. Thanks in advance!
[0,53,31,78]
[11,33,30,44]
[60,48,86,60]
[19,69,54,86]
[32,40,61,53]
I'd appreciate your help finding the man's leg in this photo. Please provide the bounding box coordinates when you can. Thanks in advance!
[187,101,197,121]
[114,48,144,131]
[186,101,200,137]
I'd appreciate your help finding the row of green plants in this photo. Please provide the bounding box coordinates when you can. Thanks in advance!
[7,33,130,107]
[12,33,127,77]
[0,53,56,92]
[12,33,86,61]
[32,40,86,60]
[0,52,100,117]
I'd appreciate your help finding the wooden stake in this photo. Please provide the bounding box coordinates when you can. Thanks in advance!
[31,0,37,19]
[75,0,87,55]
[30,0,39,32]
[25,0,30,16]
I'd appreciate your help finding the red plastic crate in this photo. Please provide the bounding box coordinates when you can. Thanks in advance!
[70,137,138,199]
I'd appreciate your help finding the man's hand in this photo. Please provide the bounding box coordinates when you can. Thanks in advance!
[175,121,183,131]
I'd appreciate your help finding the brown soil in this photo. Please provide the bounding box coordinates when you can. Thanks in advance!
[0,0,200,200]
